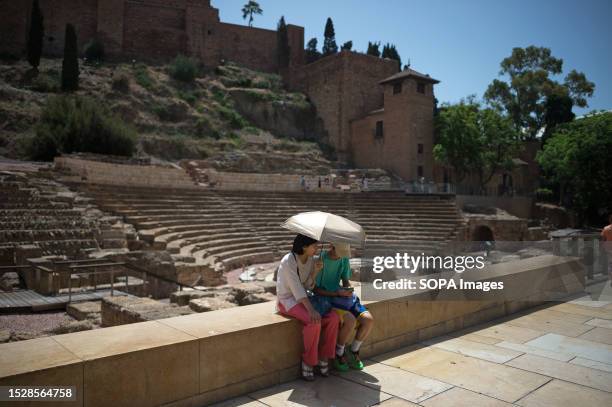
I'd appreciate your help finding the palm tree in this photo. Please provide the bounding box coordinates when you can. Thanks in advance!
[242,1,262,27]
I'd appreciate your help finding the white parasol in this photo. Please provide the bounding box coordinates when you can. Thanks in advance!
[280,211,366,247]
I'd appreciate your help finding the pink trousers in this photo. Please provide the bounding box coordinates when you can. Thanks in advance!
[278,301,340,366]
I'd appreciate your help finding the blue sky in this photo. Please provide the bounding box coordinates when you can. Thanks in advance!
[214,0,611,115]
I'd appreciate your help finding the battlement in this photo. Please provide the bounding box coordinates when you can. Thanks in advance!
[0,0,304,73]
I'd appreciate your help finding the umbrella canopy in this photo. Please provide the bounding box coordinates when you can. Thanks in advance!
[281,211,366,247]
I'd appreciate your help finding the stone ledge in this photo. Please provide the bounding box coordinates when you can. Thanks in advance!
[0,256,585,407]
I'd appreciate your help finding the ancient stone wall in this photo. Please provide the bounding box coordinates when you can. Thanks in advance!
[289,51,399,161]
[54,156,197,189]
[0,0,303,73]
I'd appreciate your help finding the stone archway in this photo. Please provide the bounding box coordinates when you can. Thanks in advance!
[472,225,495,241]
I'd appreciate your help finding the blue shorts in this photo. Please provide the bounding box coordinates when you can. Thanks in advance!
[330,294,368,318]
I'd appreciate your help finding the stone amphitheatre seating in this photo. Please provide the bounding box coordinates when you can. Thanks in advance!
[81,184,464,274]
[0,173,101,265]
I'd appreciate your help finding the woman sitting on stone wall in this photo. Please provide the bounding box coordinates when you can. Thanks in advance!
[275,234,340,381]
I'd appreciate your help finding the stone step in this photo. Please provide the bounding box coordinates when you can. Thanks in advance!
[192,240,268,260]
[217,250,277,271]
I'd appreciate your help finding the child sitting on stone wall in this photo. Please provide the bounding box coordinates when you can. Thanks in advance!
[313,243,374,371]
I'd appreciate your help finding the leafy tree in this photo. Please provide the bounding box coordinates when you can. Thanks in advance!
[434,97,520,190]
[276,16,290,69]
[61,24,79,92]
[322,17,338,56]
[542,93,575,146]
[305,38,321,64]
[381,42,401,67]
[484,46,595,140]
[366,41,380,57]
[536,112,612,225]
[241,1,262,27]
[341,41,353,51]
[27,0,44,70]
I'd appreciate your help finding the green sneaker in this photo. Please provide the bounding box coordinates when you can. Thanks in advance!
[333,353,349,372]
[347,349,364,370]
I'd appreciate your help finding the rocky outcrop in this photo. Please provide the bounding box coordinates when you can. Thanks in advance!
[229,88,329,145]
[101,296,195,327]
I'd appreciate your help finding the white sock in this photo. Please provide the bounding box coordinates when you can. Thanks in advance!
[351,340,363,353]
[336,344,345,357]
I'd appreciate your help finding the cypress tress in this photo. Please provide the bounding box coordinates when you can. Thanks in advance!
[27,0,44,69]
[61,23,79,91]
[277,16,290,70]
[322,17,338,56]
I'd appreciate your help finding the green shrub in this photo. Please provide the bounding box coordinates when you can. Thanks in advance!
[177,89,197,105]
[251,79,270,89]
[83,38,105,62]
[243,126,259,135]
[133,64,153,90]
[225,132,244,148]
[168,54,199,82]
[218,106,247,129]
[27,95,136,161]
[212,88,228,105]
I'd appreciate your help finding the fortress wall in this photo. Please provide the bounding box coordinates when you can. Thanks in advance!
[289,51,399,161]
[0,0,302,72]
[0,256,585,406]
[122,1,188,60]
[215,22,278,73]
[351,110,386,169]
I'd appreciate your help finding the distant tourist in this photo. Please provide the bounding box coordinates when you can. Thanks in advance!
[300,175,306,191]
[276,234,340,380]
[601,214,612,285]
[318,177,322,189]
[314,243,374,371]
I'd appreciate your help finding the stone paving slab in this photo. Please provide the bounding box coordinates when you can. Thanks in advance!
[547,302,612,320]
[336,360,452,403]
[468,322,545,343]
[372,398,420,406]
[372,346,549,403]
[423,336,523,363]
[585,317,612,329]
[493,340,574,362]
[421,387,514,407]
[569,357,612,373]
[451,332,502,345]
[525,332,612,363]
[515,379,612,406]
[506,354,612,392]
[248,374,392,406]
[504,312,594,337]
[578,326,612,345]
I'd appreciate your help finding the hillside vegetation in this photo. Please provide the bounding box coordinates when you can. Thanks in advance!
[0,57,334,173]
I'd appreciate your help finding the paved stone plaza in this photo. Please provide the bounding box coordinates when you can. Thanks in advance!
[214,281,612,407]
